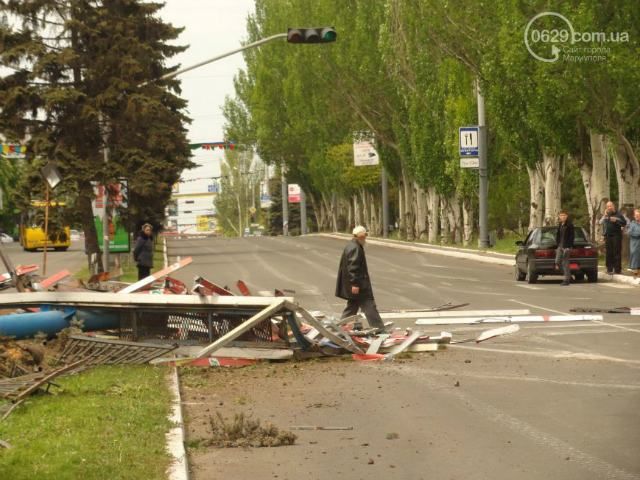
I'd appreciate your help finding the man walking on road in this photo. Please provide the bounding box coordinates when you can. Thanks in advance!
[555,210,574,286]
[335,226,386,332]
[599,201,627,274]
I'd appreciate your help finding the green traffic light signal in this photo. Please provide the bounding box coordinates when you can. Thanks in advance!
[287,27,337,44]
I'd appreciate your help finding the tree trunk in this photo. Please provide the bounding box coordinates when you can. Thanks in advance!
[426,185,439,243]
[542,150,563,226]
[462,196,473,246]
[576,131,611,241]
[610,133,640,208]
[526,163,544,231]
[402,168,415,240]
[347,196,353,232]
[415,183,427,239]
[440,197,451,244]
[449,195,462,244]
[353,194,361,226]
[331,192,338,231]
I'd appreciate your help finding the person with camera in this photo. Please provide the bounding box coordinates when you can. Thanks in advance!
[599,201,627,274]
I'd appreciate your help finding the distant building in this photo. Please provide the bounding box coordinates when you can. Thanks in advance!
[166,144,227,233]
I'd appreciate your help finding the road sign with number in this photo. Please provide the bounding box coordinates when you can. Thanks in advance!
[460,157,480,168]
[459,127,479,157]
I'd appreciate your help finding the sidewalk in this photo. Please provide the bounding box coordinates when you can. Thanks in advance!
[313,232,640,287]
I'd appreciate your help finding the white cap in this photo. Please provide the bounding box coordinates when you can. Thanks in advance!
[352,225,367,237]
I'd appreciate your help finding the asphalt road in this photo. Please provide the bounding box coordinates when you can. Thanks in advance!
[0,240,86,279]
[167,235,640,480]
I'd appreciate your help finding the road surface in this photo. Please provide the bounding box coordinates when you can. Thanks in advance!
[0,240,86,280]
[166,235,640,480]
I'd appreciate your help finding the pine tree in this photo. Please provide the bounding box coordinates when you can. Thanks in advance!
[0,0,193,271]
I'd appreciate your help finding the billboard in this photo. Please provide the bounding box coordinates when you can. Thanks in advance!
[288,184,301,203]
[92,180,130,253]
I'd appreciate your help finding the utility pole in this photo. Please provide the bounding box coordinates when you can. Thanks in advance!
[281,169,289,236]
[300,188,307,235]
[477,80,490,248]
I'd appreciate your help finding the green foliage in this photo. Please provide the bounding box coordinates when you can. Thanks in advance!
[0,0,193,268]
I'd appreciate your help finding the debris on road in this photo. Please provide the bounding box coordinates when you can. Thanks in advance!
[205,412,297,448]
[415,314,603,325]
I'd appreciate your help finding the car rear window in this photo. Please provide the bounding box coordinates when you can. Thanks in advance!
[539,227,589,246]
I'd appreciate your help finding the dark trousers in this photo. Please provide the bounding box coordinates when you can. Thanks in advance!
[341,297,384,329]
[555,247,571,283]
[605,235,622,273]
[137,265,151,281]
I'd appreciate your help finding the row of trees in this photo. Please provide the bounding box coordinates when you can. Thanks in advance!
[0,0,192,268]
[223,0,640,243]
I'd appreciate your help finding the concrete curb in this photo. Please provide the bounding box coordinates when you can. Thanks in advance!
[166,366,189,480]
[313,233,640,287]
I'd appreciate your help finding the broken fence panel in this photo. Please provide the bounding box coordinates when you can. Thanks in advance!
[194,299,287,358]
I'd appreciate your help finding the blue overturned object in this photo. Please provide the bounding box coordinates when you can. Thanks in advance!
[0,307,119,339]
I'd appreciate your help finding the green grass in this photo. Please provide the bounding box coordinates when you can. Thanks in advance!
[0,365,172,480]
[74,244,164,283]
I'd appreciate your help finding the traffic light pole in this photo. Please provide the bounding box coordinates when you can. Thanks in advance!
[141,33,288,87]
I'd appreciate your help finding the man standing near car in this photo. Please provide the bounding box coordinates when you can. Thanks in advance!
[555,210,574,286]
[599,201,627,274]
[335,226,386,332]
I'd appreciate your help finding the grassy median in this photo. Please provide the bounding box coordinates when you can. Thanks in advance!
[0,365,172,480]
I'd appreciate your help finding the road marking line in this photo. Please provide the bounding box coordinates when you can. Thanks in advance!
[440,281,453,286]
[509,299,568,315]
[385,364,640,480]
[411,368,640,390]
[451,344,640,367]
[515,284,543,290]
[593,320,640,334]
[602,283,633,289]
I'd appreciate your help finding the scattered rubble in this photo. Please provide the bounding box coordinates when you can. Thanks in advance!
[204,412,297,448]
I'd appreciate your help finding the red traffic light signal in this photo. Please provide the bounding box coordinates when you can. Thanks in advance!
[287,27,337,44]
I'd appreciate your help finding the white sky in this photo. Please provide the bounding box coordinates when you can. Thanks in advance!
[159,0,255,144]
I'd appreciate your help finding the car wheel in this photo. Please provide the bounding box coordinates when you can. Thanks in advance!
[586,269,598,283]
[574,272,585,282]
[514,264,526,281]
[526,261,538,284]
[54,247,68,252]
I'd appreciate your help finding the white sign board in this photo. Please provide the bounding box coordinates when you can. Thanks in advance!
[460,157,479,168]
[353,140,379,166]
[459,127,479,157]
[288,184,301,203]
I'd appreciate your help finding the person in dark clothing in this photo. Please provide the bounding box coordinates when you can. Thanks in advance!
[555,210,574,286]
[599,201,627,274]
[133,223,154,280]
[335,226,385,331]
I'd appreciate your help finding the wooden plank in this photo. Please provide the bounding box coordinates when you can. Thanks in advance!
[118,257,193,294]
[236,280,251,296]
[13,359,87,401]
[194,300,286,358]
[285,301,363,354]
[366,334,389,355]
[192,276,234,296]
[382,309,531,320]
[385,331,421,356]
[35,269,72,291]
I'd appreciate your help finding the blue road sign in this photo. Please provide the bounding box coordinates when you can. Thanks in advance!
[459,127,479,157]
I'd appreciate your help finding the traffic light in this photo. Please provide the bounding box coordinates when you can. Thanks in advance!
[287,27,337,44]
